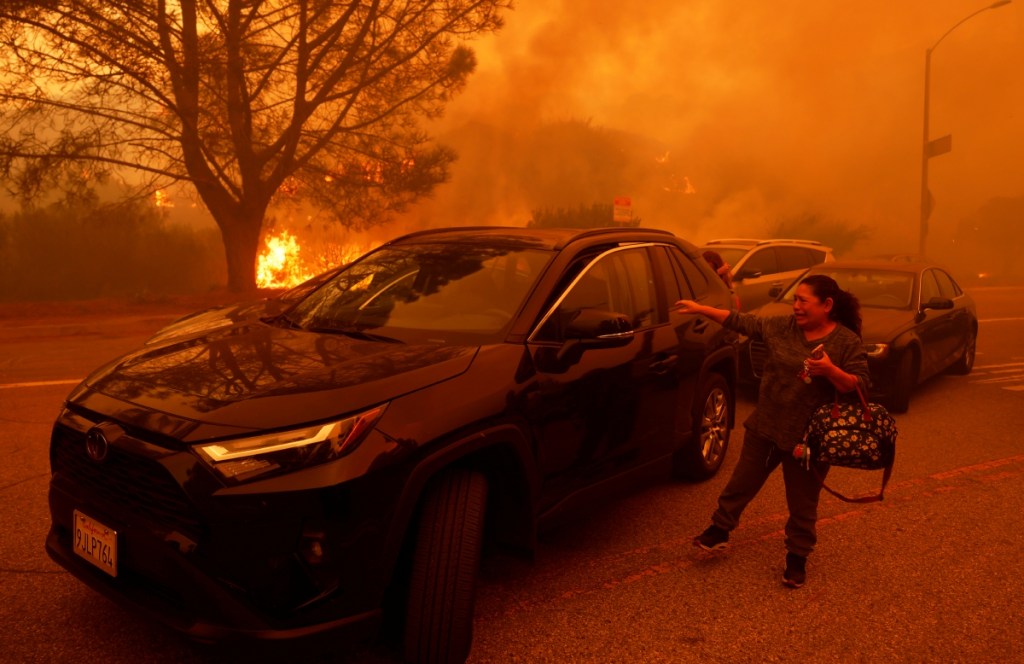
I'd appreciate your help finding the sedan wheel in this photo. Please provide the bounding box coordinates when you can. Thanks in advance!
[674,373,731,481]
[948,331,977,376]
[888,348,916,414]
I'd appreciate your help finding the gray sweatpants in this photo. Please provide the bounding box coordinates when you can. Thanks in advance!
[711,428,829,557]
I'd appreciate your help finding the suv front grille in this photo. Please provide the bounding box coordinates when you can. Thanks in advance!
[52,425,202,537]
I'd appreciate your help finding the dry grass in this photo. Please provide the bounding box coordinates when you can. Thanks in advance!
[0,290,279,325]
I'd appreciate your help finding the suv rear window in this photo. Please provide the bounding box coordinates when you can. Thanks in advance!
[776,246,823,271]
[741,248,778,276]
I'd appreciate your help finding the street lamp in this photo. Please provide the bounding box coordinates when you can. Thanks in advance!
[918,0,1012,256]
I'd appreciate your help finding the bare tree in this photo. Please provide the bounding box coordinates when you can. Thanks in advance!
[0,0,510,291]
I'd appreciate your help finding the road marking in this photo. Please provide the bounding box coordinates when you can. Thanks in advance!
[970,361,1024,391]
[0,379,81,390]
[973,376,1024,385]
[979,317,1024,323]
[476,452,1024,620]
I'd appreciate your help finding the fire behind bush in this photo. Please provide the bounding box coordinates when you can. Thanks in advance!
[255,229,371,290]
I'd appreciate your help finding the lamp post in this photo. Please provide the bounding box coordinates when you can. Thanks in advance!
[918,0,1012,256]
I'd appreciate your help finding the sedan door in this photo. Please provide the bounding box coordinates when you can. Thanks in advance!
[914,268,960,378]
[931,268,975,369]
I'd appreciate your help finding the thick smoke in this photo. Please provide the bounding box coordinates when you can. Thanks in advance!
[409,0,1024,264]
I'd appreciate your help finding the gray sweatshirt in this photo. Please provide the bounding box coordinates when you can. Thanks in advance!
[725,311,871,451]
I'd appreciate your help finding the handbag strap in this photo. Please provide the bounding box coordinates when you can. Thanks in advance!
[830,383,873,422]
[812,461,893,504]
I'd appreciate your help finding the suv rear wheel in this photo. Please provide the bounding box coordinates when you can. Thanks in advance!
[404,469,488,664]
[674,373,731,480]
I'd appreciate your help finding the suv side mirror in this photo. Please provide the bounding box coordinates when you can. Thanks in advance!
[565,308,634,345]
[545,309,634,368]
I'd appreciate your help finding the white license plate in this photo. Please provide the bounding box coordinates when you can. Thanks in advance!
[73,510,118,577]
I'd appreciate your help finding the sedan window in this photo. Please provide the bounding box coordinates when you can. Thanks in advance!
[932,269,959,300]
[919,270,941,306]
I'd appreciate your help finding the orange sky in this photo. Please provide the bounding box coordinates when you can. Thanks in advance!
[419,0,1024,256]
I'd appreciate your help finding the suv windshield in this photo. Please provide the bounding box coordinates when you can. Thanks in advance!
[288,242,552,341]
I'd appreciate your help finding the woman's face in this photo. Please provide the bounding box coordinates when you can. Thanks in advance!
[792,283,832,329]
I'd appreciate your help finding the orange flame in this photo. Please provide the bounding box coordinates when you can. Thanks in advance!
[256,229,370,289]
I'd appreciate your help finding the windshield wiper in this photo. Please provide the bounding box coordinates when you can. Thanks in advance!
[304,326,405,344]
[260,312,303,330]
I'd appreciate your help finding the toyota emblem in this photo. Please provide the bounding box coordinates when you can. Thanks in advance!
[85,427,110,462]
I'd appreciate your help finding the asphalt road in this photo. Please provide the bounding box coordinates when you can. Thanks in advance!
[1,287,1022,663]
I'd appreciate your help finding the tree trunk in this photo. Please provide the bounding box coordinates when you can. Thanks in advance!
[219,217,262,293]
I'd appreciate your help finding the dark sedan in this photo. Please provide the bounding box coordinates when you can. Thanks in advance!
[45,226,738,663]
[744,259,977,412]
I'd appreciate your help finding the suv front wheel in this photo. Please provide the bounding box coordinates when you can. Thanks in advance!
[673,373,731,480]
[404,469,488,664]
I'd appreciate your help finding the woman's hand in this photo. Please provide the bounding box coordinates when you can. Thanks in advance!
[804,351,834,378]
[675,299,702,315]
[675,299,730,324]
[807,351,860,392]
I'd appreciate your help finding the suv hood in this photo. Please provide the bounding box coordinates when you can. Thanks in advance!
[75,319,477,436]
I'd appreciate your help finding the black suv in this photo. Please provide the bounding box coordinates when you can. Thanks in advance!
[46,226,738,662]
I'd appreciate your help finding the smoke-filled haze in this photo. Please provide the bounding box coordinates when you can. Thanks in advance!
[409,0,1024,258]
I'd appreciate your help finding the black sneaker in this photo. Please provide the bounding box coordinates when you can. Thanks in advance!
[782,553,806,588]
[693,524,729,552]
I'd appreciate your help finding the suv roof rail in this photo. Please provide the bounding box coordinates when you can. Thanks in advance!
[388,225,677,251]
[705,238,760,245]
[755,238,824,247]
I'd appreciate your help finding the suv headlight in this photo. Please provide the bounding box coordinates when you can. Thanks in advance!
[863,343,890,358]
[195,404,387,483]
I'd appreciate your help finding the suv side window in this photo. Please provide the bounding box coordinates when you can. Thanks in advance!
[668,247,709,298]
[739,247,778,277]
[608,248,659,328]
[534,248,657,342]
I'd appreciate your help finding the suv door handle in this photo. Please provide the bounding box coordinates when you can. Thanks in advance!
[650,355,678,373]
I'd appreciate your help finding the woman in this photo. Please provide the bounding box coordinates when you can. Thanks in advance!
[676,274,869,588]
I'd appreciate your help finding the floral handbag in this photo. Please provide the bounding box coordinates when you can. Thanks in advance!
[798,385,898,503]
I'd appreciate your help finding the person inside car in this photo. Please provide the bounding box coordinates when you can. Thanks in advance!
[702,250,739,310]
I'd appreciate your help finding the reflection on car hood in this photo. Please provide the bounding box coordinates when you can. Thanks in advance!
[751,303,916,344]
[78,319,477,434]
[144,299,278,345]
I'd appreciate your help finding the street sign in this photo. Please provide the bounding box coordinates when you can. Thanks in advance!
[613,196,632,223]
[927,134,952,159]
